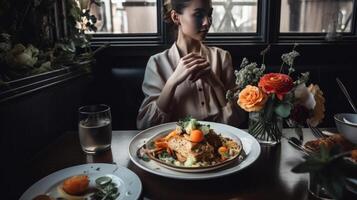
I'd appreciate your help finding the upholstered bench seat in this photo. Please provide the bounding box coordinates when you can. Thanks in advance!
[109,67,145,129]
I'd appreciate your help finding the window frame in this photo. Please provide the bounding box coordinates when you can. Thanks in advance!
[205,0,264,44]
[90,0,165,46]
[89,0,357,47]
[277,0,357,43]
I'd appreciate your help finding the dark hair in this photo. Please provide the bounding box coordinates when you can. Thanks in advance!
[163,0,193,25]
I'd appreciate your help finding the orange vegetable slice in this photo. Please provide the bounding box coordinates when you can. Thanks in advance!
[218,146,228,155]
[164,130,178,140]
[189,130,204,143]
[62,175,89,195]
[155,138,168,148]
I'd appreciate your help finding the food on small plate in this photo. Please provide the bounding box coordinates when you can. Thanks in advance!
[91,176,120,200]
[34,175,119,200]
[57,175,93,200]
[62,175,89,195]
[304,134,357,162]
[304,134,354,152]
[144,117,242,168]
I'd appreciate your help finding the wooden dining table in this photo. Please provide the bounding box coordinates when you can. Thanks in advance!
[18,129,323,200]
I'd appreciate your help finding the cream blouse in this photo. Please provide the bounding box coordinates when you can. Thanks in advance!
[137,43,244,130]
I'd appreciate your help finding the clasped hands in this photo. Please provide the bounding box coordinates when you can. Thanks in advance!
[169,52,214,87]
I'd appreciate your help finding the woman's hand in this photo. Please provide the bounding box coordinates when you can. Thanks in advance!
[168,52,211,86]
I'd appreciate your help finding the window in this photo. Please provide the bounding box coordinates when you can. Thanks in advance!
[87,0,258,34]
[84,0,357,45]
[210,0,258,33]
[280,0,354,33]
[85,0,158,34]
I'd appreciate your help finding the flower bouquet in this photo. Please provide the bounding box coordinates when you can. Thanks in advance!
[227,44,325,145]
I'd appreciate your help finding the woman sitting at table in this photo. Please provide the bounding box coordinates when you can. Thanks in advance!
[137,0,245,129]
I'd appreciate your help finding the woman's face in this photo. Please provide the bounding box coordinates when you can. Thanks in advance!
[177,0,213,41]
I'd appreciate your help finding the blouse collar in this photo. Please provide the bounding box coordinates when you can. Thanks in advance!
[168,42,208,69]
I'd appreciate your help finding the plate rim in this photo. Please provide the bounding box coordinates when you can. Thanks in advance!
[128,121,261,180]
[20,163,142,200]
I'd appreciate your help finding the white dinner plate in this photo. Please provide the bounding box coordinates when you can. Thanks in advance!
[128,121,261,180]
[20,163,142,200]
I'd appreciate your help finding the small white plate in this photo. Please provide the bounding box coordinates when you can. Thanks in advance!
[129,121,261,180]
[20,163,142,200]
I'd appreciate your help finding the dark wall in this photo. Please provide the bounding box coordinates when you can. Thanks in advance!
[83,65,145,130]
[91,43,357,129]
[0,74,91,199]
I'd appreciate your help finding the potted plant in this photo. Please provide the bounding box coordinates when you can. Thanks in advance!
[0,0,101,86]
[292,145,357,199]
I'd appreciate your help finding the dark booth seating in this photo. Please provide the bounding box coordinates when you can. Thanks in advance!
[109,68,145,130]
[86,66,145,130]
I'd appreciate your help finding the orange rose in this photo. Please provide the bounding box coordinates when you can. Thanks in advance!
[258,73,294,100]
[238,85,268,112]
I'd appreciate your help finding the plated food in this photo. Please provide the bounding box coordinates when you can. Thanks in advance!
[21,164,142,200]
[139,118,243,171]
[304,134,357,162]
[129,121,260,179]
[304,134,354,152]
[62,175,90,196]
[32,174,119,200]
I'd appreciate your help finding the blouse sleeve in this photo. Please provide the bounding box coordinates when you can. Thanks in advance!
[136,56,171,130]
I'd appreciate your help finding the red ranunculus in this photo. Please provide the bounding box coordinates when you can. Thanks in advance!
[258,73,294,100]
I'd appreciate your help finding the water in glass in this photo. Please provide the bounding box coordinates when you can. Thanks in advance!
[78,105,112,154]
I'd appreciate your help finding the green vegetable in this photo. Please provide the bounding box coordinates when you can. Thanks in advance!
[92,176,120,200]
[200,125,210,135]
[176,117,211,135]
[95,176,112,186]
[185,118,198,134]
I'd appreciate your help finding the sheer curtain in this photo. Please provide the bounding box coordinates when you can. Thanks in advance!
[285,0,353,32]
[300,0,340,32]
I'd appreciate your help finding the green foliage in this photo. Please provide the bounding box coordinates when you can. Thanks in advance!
[292,145,357,200]
[235,59,265,90]
[274,102,292,118]
[0,0,10,16]
[0,0,101,82]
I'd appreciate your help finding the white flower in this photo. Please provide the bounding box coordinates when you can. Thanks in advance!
[294,84,316,110]
[307,84,325,127]
[5,44,39,67]
[281,50,300,67]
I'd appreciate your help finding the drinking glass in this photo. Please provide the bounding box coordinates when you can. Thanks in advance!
[78,104,112,154]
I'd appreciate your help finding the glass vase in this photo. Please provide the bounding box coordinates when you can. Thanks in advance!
[248,111,283,146]
[309,174,334,200]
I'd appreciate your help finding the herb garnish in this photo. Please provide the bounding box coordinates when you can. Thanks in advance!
[91,176,120,200]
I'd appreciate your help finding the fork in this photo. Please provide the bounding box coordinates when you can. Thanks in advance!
[307,123,326,138]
